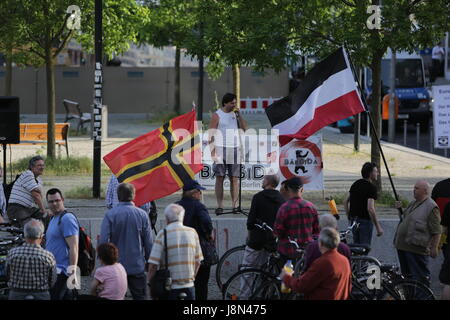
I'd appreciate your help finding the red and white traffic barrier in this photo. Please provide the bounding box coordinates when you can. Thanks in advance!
[239,97,282,114]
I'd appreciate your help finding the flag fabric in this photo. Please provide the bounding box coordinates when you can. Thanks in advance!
[431,178,450,219]
[266,47,365,146]
[103,110,203,206]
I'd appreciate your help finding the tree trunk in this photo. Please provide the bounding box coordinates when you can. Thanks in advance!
[370,55,383,191]
[45,47,56,159]
[4,48,13,96]
[174,46,181,115]
[232,64,240,107]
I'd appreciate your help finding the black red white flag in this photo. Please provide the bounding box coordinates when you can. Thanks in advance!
[265,47,365,146]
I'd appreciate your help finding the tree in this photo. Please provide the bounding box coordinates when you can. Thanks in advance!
[140,0,200,115]
[3,0,149,159]
[286,0,449,190]
[0,1,28,96]
[186,0,299,106]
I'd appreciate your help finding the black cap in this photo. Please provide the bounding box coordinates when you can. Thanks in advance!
[285,177,303,190]
[183,179,206,191]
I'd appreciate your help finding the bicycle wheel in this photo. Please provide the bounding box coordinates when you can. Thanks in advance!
[350,255,381,279]
[380,279,435,300]
[222,268,281,300]
[215,245,246,290]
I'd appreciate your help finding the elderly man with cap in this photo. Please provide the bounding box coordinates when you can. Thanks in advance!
[176,179,214,300]
[273,177,320,262]
[394,180,442,288]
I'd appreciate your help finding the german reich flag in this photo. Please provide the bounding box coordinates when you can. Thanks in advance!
[103,110,203,206]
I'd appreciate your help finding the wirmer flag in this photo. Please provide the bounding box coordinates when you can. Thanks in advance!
[103,110,203,206]
[265,47,365,146]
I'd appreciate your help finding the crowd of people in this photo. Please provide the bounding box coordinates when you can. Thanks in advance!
[0,98,448,300]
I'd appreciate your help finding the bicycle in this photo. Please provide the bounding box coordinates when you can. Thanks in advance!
[221,229,306,300]
[348,253,435,300]
[0,224,25,300]
[215,222,276,290]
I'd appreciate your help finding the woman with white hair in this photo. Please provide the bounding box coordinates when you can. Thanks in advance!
[303,214,351,271]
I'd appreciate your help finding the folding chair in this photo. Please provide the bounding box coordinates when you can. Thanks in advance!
[63,99,92,134]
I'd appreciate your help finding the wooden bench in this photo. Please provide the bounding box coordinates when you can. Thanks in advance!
[19,123,70,157]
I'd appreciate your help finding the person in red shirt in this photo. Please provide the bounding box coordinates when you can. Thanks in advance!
[281,227,352,300]
[273,177,319,260]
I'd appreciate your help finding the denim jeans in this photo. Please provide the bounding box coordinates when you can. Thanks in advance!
[9,290,50,300]
[397,249,431,287]
[50,273,72,300]
[127,273,148,300]
[350,217,374,246]
[168,286,195,300]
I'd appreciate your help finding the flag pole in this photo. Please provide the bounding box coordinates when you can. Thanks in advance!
[343,47,403,220]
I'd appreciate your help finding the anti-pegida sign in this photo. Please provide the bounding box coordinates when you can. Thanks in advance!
[278,135,324,191]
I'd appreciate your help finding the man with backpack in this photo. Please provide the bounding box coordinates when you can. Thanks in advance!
[7,156,48,227]
[44,188,79,300]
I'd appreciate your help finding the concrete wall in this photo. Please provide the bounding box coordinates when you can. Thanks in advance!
[0,67,288,114]
[79,216,445,294]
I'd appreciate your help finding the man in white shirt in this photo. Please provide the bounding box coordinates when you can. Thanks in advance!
[7,156,48,227]
[208,93,248,215]
[432,44,445,81]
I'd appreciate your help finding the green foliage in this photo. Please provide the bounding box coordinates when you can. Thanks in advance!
[144,111,180,125]
[77,0,150,59]
[66,186,105,199]
[12,156,92,176]
[378,191,408,207]
[68,127,88,137]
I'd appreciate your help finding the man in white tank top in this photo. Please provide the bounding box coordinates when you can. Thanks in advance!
[208,93,248,215]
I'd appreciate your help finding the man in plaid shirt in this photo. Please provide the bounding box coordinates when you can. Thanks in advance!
[274,177,320,260]
[6,219,56,300]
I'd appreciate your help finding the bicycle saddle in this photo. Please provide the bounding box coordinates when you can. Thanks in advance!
[348,243,371,255]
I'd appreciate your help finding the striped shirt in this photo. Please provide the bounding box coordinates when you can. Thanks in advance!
[6,243,57,291]
[273,197,320,259]
[0,183,6,217]
[148,222,203,289]
[105,174,153,213]
[8,170,41,208]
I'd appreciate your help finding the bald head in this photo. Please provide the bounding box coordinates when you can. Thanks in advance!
[413,180,431,201]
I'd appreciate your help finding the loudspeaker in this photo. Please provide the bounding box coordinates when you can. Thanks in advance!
[0,96,20,144]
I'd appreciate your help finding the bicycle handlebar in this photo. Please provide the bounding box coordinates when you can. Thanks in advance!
[254,222,274,233]
[0,227,24,235]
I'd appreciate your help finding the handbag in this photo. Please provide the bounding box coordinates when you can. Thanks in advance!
[200,237,219,266]
[150,229,172,299]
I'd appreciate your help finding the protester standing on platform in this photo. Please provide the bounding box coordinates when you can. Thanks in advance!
[208,93,248,215]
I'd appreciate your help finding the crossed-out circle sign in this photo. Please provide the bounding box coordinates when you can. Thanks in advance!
[279,139,323,184]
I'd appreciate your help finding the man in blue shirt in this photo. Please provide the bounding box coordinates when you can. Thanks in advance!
[45,188,79,300]
[99,182,153,300]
